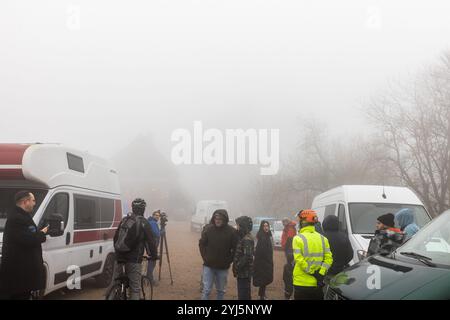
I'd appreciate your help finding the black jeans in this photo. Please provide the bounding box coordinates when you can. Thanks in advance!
[258,286,266,299]
[294,286,323,300]
[237,277,251,300]
[283,263,294,299]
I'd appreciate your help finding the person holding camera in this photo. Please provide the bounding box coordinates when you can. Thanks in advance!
[0,191,49,300]
[147,210,161,285]
[113,198,158,300]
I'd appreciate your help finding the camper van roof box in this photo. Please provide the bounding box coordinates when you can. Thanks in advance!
[0,143,120,194]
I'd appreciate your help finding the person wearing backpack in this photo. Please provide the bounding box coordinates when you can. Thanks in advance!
[113,198,158,300]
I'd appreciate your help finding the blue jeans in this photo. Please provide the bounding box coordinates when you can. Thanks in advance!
[201,266,228,300]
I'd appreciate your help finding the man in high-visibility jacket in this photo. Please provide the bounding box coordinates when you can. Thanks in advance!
[292,209,333,300]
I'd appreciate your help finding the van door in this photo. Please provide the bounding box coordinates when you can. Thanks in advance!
[39,191,72,293]
[72,194,104,281]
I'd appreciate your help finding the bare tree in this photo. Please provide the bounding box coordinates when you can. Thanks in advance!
[367,52,450,216]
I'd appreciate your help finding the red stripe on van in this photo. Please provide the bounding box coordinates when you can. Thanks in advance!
[0,144,31,165]
[0,169,24,179]
[73,228,117,244]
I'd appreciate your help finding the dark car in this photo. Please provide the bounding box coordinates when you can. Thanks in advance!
[325,210,450,300]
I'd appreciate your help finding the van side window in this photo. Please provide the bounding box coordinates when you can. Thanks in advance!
[338,204,348,234]
[100,198,115,228]
[324,204,336,219]
[40,193,69,231]
[74,195,99,230]
[67,153,85,173]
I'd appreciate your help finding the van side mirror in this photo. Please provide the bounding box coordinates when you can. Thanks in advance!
[47,214,65,237]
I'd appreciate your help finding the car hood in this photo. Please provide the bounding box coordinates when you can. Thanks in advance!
[329,255,450,300]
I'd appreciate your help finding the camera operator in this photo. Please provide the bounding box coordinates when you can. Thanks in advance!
[147,210,162,285]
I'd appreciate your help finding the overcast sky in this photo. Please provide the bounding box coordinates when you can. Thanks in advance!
[1,0,450,203]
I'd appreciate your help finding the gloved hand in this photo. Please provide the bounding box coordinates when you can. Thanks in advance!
[313,271,325,288]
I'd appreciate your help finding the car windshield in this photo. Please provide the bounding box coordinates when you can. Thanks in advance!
[398,211,450,267]
[348,203,431,234]
[0,188,48,232]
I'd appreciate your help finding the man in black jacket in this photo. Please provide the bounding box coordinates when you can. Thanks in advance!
[0,191,49,300]
[199,209,238,300]
[113,198,158,300]
[322,215,353,276]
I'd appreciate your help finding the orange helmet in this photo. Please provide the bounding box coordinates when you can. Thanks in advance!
[297,209,318,223]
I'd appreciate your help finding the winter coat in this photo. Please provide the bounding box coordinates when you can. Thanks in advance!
[322,215,354,275]
[367,227,405,257]
[147,216,161,247]
[0,206,47,296]
[281,222,297,249]
[253,231,274,287]
[395,208,419,241]
[114,214,158,264]
[199,210,239,270]
[233,236,254,279]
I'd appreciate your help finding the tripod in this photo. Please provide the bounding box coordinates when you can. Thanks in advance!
[158,223,174,285]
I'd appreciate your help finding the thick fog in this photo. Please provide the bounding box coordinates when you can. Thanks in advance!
[1,0,450,218]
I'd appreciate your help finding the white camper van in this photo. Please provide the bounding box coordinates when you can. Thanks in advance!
[0,143,122,295]
[311,185,432,263]
[191,200,228,232]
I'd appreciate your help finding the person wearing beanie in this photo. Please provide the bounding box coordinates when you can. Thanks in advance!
[367,213,404,257]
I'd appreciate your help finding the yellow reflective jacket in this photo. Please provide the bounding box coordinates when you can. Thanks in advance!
[292,225,333,287]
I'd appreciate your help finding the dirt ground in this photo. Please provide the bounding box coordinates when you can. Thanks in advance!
[45,221,287,300]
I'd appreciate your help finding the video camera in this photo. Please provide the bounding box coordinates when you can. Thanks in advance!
[160,211,168,227]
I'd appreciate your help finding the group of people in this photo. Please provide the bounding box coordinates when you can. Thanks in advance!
[367,209,420,257]
[199,206,421,301]
[0,189,421,300]
[198,210,274,300]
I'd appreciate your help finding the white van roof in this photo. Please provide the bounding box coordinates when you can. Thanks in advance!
[0,143,120,195]
[312,185,423,207]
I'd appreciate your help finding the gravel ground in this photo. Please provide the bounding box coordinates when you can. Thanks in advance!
[45,221,287,300]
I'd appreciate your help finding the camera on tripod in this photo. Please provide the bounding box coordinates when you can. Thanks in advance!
[160,211,168,227]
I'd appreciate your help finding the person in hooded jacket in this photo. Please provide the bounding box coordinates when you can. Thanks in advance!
[0,191,49,300]
[253,220,274,300]
[395,208,420,242]
[199,209,238,300]
[322,215,353,276]
[232,216,254,300]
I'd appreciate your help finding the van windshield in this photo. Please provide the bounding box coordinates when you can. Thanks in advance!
[0,188,48,232]
[348,203,431,234]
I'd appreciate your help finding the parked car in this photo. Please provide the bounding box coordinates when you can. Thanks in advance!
[190,200,228,232]
[0,143,121,296]
[312,185,432,264]
[325,210,450,300]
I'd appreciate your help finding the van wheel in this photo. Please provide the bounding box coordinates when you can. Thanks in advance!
[96,254,116,288]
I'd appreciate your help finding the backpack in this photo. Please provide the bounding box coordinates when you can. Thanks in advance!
[114,214,142,253]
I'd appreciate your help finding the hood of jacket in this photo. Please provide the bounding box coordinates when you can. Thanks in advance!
[323,215,339,232]
[209,209,230,225]
[395,208,415,230]
[235,216,252,237]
